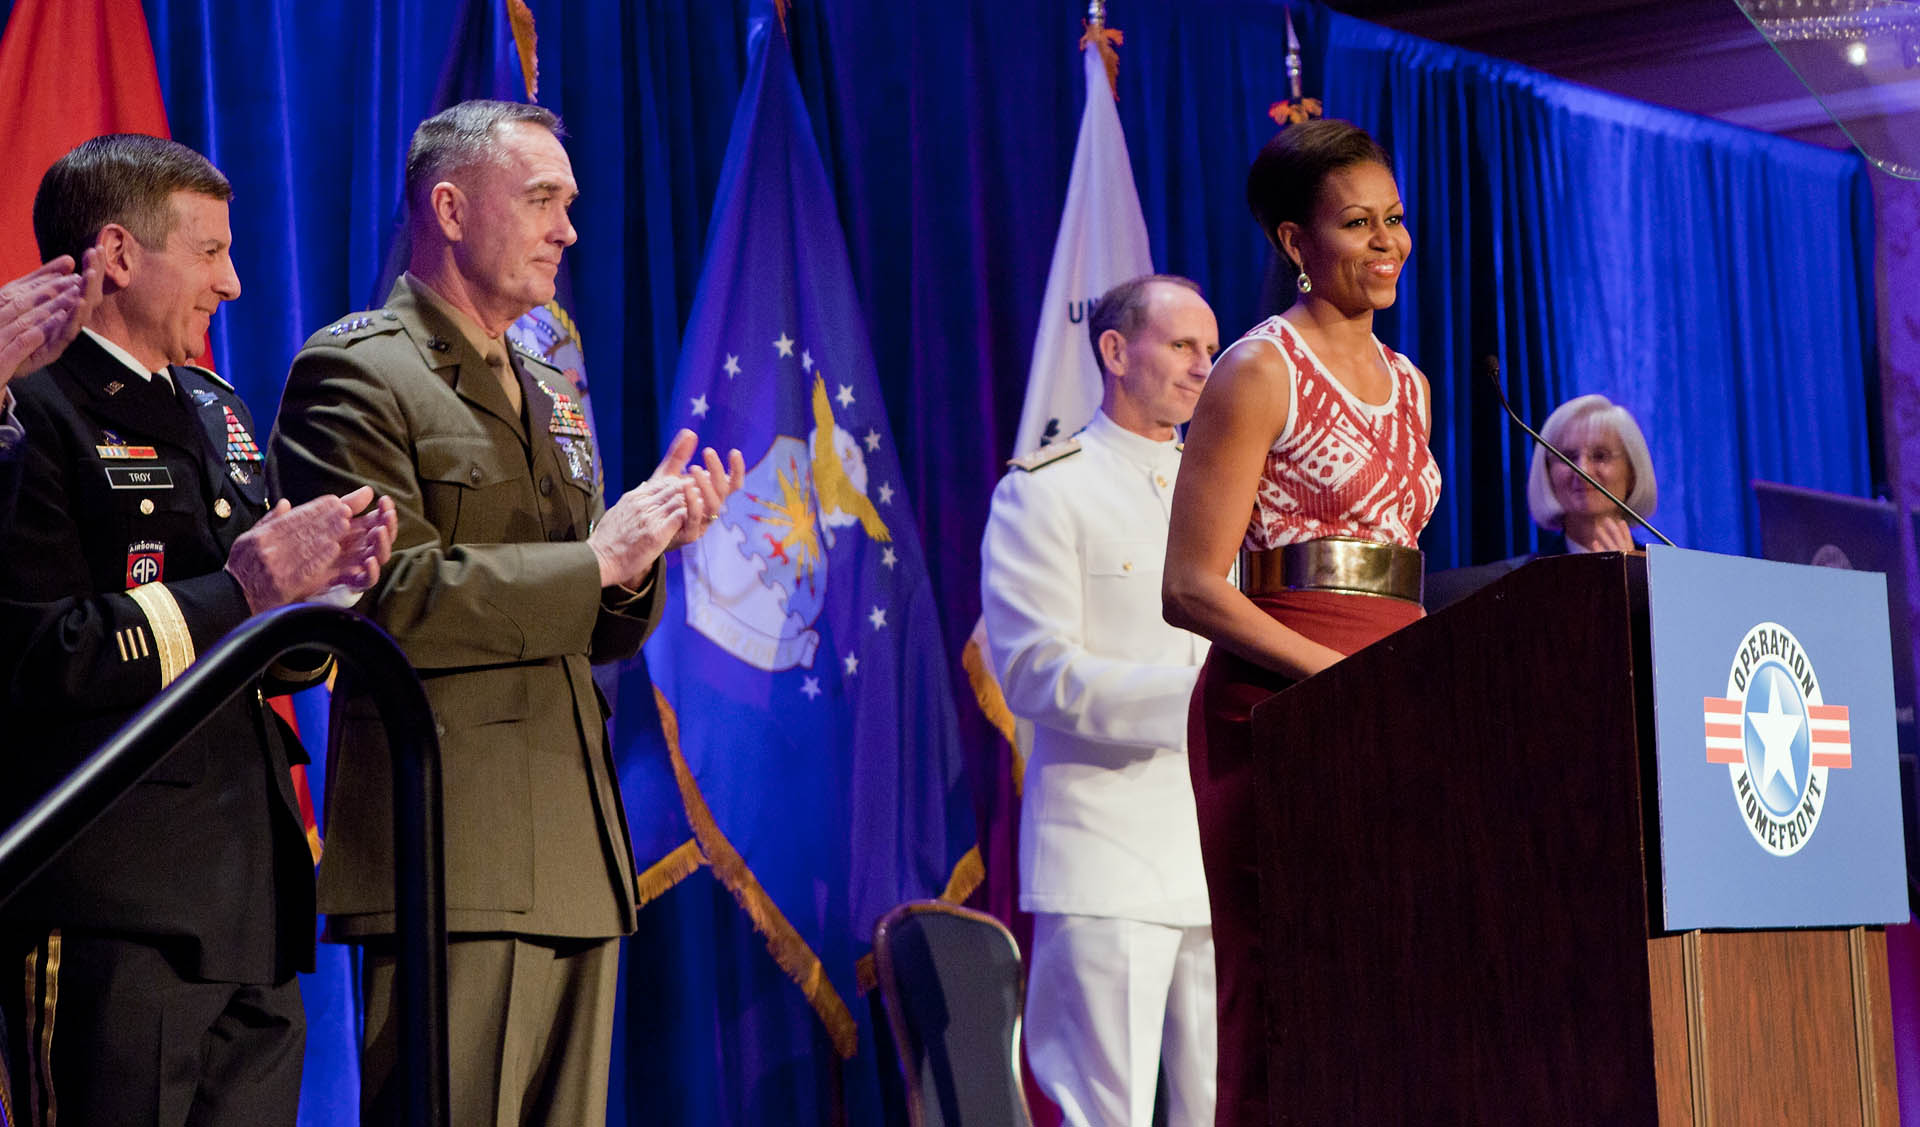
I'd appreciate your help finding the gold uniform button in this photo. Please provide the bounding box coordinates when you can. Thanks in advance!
[1122,561,1134,572]
[1155,474,1169,488]
[139,498,155,515]
[214,498,233,519]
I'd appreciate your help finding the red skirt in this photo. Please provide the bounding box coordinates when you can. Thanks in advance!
[1189,590,1422,1126]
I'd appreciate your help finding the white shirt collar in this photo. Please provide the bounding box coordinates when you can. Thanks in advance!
[1085,409,1181,471]
[83,328,171,386]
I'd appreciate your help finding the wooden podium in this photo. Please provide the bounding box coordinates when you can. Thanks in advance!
[1250,552,1898,1124]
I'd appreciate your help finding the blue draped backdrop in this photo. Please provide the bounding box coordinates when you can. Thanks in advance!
[0,0,1878,1121]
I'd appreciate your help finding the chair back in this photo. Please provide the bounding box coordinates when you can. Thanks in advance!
[872,900,1032,1127]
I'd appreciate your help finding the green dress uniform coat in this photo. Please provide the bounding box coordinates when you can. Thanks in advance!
[269,277,660,943]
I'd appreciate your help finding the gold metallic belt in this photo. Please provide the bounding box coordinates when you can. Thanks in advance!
[1239,536,1424,603]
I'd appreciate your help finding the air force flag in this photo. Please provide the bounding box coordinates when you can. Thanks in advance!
[636,4,974,1058]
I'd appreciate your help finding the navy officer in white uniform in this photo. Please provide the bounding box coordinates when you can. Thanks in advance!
[981,273,1220,1127]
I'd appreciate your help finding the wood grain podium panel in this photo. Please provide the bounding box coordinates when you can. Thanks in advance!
[1647,928,1897,1126]
[1646,934,1696,1124]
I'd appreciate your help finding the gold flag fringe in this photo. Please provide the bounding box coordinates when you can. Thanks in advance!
[943,845,985,904]
[654,688,859,1058]
[962,626,1027,792]
[541,298,583,355]
[1079,22,1124,101]
[961,627,1017,747]
[505,0,540,101]
[634,838,704,907]
[853,843,987,996]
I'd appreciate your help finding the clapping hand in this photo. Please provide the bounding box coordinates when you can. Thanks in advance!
[0,251,104,394]
[586,430,746,589]
[1586,514,1638,553]
[588,476,689,588]
[336,492,399,591]
[227,486,399,613]
[652,427,746,549]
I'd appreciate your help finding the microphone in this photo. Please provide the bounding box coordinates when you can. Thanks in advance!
[1482,355,1675,548]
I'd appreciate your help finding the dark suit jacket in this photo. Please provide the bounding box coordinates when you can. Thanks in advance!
[0,333,315,984]
[1421,552,1538,613]
[1422,532,1651,613]
[271,278,660,940]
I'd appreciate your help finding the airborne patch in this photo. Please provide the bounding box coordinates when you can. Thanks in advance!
[126,541,165,587]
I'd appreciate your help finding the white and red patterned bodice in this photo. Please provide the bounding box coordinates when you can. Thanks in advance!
[1232,316,1441,551]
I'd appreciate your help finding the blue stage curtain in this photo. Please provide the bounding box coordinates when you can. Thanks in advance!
[119,0,1879,574]
[0,0,1859,1121]
[139,0,458,412]
[1307,9,1878,560]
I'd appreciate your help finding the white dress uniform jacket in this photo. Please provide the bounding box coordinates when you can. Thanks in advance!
[981,409,1210,925]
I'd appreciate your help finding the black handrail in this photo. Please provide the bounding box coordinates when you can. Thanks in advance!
[0,603,448,1127]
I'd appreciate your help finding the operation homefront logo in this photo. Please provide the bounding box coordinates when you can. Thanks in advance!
[1702,622,1854,857]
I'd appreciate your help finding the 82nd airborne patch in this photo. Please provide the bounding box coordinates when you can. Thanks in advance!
[126,541,165,588]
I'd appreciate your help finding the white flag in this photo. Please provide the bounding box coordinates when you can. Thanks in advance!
[1011,39,1155,459]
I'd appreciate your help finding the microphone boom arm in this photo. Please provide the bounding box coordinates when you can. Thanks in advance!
[1483,357,1676,549]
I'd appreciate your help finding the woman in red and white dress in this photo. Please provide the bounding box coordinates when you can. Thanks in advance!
[1163,119,1441,1126]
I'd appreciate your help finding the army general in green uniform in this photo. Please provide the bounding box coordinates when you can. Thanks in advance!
[269,101,742,1126]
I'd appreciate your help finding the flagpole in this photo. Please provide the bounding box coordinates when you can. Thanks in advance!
[1286,8,1303,102]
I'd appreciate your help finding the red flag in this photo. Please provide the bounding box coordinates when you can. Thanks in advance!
[0,0,171,279]
[267,696,326,863]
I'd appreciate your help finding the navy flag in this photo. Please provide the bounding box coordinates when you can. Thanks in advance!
[636,3,975,1056]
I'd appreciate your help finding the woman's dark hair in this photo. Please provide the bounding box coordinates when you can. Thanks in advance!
[1246,119,1392,255]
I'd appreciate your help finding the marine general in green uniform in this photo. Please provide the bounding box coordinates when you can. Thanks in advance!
[268,100,743,1127]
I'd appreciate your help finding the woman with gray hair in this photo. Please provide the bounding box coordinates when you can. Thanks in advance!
[1422,393,1658,612]
[1526,393,1658,553]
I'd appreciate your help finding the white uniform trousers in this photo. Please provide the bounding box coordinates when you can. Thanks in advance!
[1025,913,1216,1127]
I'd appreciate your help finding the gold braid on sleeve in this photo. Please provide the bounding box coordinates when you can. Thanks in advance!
[126,583,197,686]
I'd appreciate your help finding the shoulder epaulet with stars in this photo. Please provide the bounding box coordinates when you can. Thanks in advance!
[1005,437,1083,472]
[307,309,407,349]
[508,336,559,374]
[175,363,234,392]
